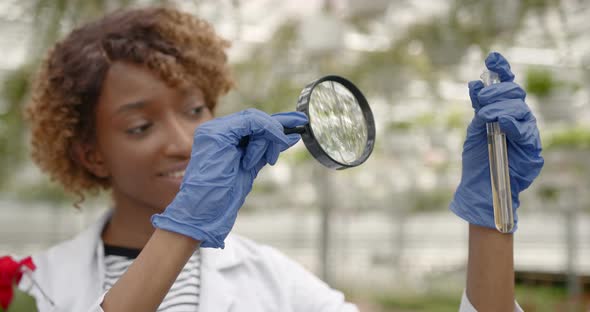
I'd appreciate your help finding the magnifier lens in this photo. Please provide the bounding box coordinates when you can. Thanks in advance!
[308,81,369,165]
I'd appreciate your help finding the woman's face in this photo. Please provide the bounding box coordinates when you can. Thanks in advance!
[92,62,212,213]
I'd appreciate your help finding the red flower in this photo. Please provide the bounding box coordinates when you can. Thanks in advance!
[0,256,36,310]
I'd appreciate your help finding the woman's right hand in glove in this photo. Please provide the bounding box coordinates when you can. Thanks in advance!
[151,108,308,248]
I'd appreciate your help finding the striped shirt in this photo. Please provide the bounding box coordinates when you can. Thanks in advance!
[102,244,202,311]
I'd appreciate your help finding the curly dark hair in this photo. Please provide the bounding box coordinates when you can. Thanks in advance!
[25,6,234,202]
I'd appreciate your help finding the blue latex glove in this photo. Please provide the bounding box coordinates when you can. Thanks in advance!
[152,109,308,248]
[449,52,544,232]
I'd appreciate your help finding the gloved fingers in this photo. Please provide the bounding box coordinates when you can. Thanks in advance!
[245,109,292,148]
[507,143,544,191]
[283,134,301,150]
[497,115,527,142]
[243,137,288,170]
[263,137,295,167]
[265,141,281,165]
[271,111,309,128]
[195,109,285,147]
[245,140,293,179]
[499,115,542,150]
[476,98,531,123]
[253,158,268,177]
[477,82,526,107]
[268,111,307,150]
[485,52,515,82]
[466,118,487,137]
[242,137,269,170]
[213,109,284,147]
[246,108,285,134]
[468,80,484,111]
[244,157,271,181]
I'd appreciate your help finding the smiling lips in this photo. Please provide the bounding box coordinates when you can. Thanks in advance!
[158,162,189,179]
[160,169,185,178]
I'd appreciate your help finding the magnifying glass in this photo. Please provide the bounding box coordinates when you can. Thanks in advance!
[240,75,376,170]
[294,75,376,169]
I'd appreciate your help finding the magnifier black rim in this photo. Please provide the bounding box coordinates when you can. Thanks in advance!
[296,75,376,170]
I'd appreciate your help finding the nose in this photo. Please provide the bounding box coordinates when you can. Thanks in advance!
[163,117,193,159]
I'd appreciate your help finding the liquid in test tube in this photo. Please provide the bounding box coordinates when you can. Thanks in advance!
[481,70,514,233]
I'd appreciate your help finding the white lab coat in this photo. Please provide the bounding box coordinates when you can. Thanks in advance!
[17,211,520,311]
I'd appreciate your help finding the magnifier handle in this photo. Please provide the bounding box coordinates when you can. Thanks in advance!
[284,125,306,135]
[238,125,306,148]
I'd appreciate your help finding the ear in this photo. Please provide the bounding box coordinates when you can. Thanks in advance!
[72,141,110,178]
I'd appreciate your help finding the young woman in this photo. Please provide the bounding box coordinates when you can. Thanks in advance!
[21,6,543,312]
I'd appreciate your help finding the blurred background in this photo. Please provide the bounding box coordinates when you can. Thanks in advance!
[1,0,589,311]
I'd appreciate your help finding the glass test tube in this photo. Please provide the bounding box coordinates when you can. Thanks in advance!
[481,70,514,233]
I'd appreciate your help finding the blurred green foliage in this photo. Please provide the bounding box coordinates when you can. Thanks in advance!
[525,67,556,98]
[445,109,466,130]
[525,66,582,99]
[371,284,579,312]
[0,65,33,189]
[387,121,413,131]
[412,190,453,213]
[546,127,590,150]
[515,284,578,312]
[376,292,460,312]
[538,185,560,202]
[385,109,466,132]
[10,178,72,204]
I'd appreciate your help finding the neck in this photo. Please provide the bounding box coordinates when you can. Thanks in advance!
[102,190,161,250]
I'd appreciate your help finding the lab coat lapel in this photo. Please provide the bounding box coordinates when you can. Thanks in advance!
[199,268,236,312]
[18,210,112,312]
[198,236,242,312]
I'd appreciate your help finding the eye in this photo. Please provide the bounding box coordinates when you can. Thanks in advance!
[188,105,205,117]
[126,123,151,135]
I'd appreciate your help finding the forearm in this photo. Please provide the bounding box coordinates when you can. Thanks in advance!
[101,228,200,311]
[466,224,514,312]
